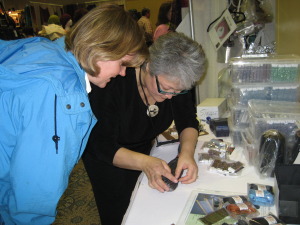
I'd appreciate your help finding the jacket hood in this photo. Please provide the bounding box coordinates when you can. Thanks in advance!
[0,37,85,97]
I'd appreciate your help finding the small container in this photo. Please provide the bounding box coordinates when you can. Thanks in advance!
[225,200,258,219]
[208,158,244,176]
[230,104,249,127]
[241,131,258,166]
[230,83,300,106]
[229,54,300,84]
[249,213,286,225]
[247,100,300,165]
[228,116,245,147]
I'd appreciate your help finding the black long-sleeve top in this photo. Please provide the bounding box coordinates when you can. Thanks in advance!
[85,67,199,165]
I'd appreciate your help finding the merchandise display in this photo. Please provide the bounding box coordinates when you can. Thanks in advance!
[123,55,300,225]
[225,201,258,218]
[222,196,248,204]
[247,100,300,139]
[201,139,234,155]
[290,130,300,164]
[226,55,300,181]
[257,129,285,178]
[198,153,216,164]
[123,125,279,225]
[228,116,244,147]
[209,158,244,176]
[199,208,229,225]
[209,118,230,137]
[229,54,300,84]
[230,104,249,127]
[241,131,257,165]
[199,138,235,164]
[231,83,300,106]
[248,183,275,207]
[247,100,300,165]
[177,189,276,225]
[249,213,286,225]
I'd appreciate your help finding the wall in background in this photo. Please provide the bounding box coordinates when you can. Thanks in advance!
[2,0,25,10]
[276,0,300,55]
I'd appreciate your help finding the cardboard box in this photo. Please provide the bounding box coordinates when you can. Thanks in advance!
[197,98,227,120]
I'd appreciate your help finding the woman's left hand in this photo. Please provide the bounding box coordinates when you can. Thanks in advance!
[175,153,198,184]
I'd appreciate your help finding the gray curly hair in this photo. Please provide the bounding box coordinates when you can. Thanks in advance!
[146,32,206,90]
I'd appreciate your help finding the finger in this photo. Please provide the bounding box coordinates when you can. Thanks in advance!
[162,170,178,183]
[174,166,183,179]
[161,161,171,173]
[157,178,171,192]
[148,181,155,189]
[151,176,170,192]
[179,169,198,183]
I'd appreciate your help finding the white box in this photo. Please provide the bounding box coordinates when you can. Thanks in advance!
[197,98,227,120]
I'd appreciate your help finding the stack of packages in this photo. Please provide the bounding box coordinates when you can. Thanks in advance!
[225,54,300,177]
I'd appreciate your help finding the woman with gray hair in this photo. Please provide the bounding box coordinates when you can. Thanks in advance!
[83,32,206,225]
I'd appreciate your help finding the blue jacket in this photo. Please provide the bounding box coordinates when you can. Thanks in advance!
[0,37,97,225]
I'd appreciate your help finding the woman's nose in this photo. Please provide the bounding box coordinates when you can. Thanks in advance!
[165,94,173,99]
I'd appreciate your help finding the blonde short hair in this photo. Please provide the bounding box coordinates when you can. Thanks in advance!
[65,4,148,76]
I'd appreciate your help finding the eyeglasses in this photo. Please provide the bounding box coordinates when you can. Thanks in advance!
[155,76,188,96]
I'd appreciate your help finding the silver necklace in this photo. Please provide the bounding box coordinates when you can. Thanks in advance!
[139,67,159,117]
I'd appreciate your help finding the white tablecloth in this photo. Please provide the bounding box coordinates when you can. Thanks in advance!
[122,126,278,225]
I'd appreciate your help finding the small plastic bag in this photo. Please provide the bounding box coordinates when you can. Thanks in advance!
[248,183,275,206]
[248,212,286,225]
[223,195,249,204]
[209,158,244,176]
[198,148,228,163]
[256,129,285,178]
[225,200,259,219]
[198,153,216,164]
[199,208,230,225]
[201,139,235,158]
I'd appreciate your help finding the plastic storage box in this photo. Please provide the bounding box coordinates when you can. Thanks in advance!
[228,116,244,147]
[247,100,300,162]
[229,54,300,84]
[230,83,300,106]
[230,104,249,127]
[241,131,257,166]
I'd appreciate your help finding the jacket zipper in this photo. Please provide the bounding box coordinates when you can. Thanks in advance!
[52,94,60,153]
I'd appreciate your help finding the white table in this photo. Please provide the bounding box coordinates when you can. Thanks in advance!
[122,127,277,225]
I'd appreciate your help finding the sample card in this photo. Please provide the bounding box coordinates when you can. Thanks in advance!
[208,9,237,51]
[177,190,236,225]
[177,189,276,225]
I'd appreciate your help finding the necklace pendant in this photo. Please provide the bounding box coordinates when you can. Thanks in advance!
[147,104,159,117]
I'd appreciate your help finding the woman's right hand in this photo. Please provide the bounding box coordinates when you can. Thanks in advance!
[141,156,178,192]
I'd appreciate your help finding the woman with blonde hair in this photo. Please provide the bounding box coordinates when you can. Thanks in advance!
[0,4,148,225]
